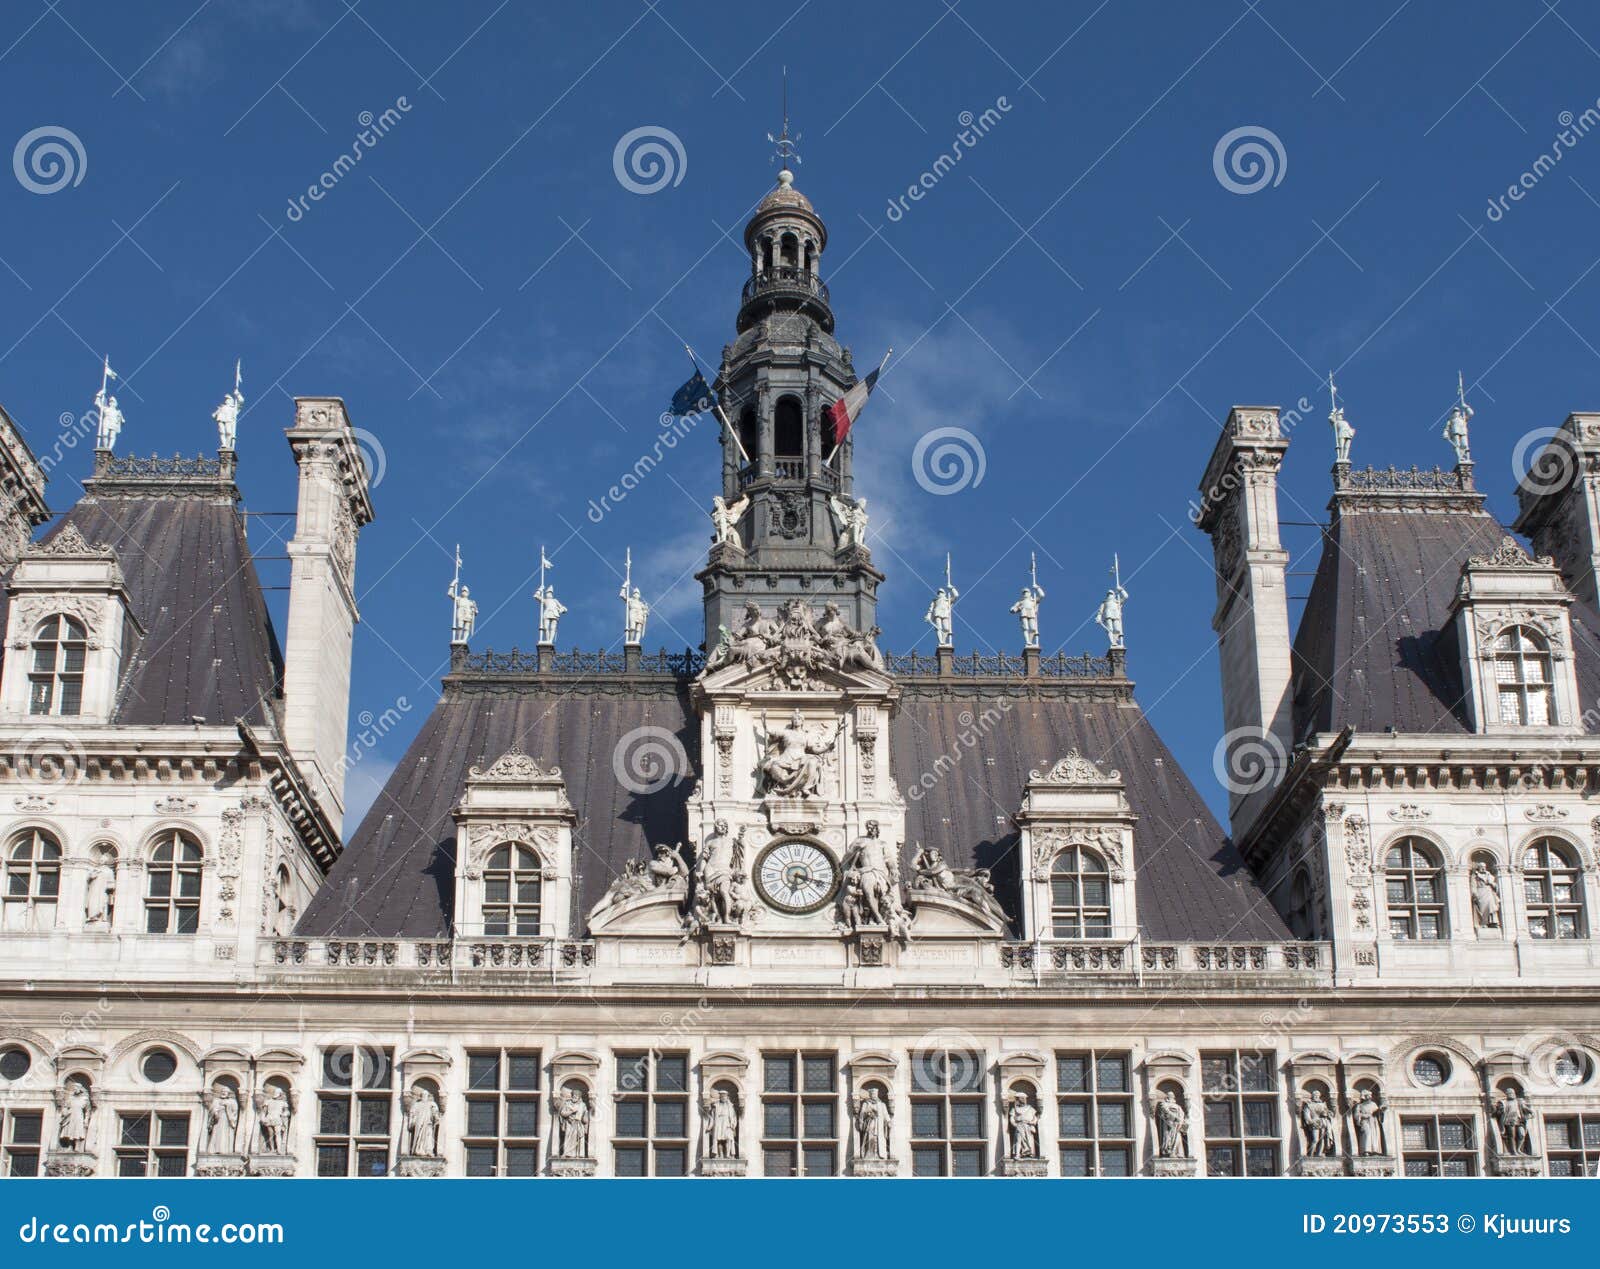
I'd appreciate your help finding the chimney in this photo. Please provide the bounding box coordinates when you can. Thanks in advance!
[0,404,50,569]
[1195,406,1293,829]
[282,397,374,825]
[1513,413,1600,607]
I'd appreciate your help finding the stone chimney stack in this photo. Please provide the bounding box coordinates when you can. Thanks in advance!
[1513,413,1600,607]
[282,397,373,826]
[0,404,50,570]
[1195,406,1293,830]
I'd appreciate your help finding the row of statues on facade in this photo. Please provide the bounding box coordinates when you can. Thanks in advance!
[89,358,244,455]
[1327,371,1473,468]
[53,1077,294,1158]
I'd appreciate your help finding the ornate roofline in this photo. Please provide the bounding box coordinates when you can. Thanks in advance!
[83,451,240,501]
[1330,464,1486,515]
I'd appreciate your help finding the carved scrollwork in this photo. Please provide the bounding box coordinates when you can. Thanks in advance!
[1028,749,1120,785]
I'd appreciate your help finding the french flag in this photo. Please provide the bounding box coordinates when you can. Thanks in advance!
[825,363,884,446]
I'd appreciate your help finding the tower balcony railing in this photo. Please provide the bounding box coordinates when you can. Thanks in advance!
[740,266,829,308]
[736,460,838,490]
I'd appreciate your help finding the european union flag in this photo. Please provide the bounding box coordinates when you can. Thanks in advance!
[670,369,715,416]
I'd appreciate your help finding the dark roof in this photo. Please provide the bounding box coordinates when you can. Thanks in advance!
[49,488,283,728]
[299,685,697,938]
[1292,496,1600,738]
[303,676,1289,942]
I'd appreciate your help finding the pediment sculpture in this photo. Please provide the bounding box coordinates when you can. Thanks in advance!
[910,845,1010,925]
[1029,749,1120,785]
[704,597,884,688]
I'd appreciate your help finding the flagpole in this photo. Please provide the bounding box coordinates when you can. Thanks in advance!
[825,347,891,470]
[685,344,751,466]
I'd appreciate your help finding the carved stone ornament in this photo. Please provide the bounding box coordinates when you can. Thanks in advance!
[25,524,116,560]
[13,795,54,812]
[1526,804,1569,821]
[1029,749,1120,785]
[1030,826,1125,882]
[703,595,883,688]
[468,747,560,781]
[1467,536,1554,569]
[1343,816,1372,878]
[8,595,104,650]
[1387,804,1430,822]
[154,795,198,815]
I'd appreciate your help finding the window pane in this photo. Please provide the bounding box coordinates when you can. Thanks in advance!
[464,1146,495,1177]
[1101,1146,1131,1176]
[1206,1145,1238,1176]
[358,1098,389,1136]
[911,1147,943,1177]
[656,1055,687,1092]
[1059,1102,1088,1138]
[1244,1101,1276,1136]
[764,1056,794,1093]
[316,1145,346,1177]
[1058,1056,1088,1093]
[1096,1055,1127,1092]
[1060,1146,1090,1176]
[614,1101,646,1138]
[318,1097,349,1135]
[1098,1101,1129,1138]
[1203,1102,1235,1138]
[764,1102,795,1138]
[466,1100,497,1137]
[1201,1056,1233,1091]
[507,1053,540,1090]
[506,1147,537,1177]
[357,1148,388,1177]
[951,1146,984,1176]
[614,1146,646,1177]
[653,1100,686,1139]
[120,1114,151,1146]
[911,1102,943,1139]
[1245,1145,1278,1176]
[157,1115,187,1146]
[802,1146,834,1176]
[468,1053,499,1091]
[802,1101,834,1139]
[1239,1054,1274,1091]
[654,1146,686,1177]
[950,1102,982,1139]
[506,1100,538,1137]
[763,1147,795,1177]
[802,1056,833,1092]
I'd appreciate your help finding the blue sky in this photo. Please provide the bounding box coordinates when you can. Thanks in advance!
[4,1,1600,830]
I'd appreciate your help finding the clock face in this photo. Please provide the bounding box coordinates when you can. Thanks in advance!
[754,840,839,914]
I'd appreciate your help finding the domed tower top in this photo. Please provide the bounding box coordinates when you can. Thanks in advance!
[737,168,833,334]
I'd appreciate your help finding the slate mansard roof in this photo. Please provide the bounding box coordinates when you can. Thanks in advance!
[38,460,284,729]
[300,670,1291,942]
[1290,470,1600,740]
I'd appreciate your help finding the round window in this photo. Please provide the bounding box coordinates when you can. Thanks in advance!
[1553,1050,1592,1086]
[141,1049,177,1083]
[1413,1053,1450,1087]
[0,1047,30,1081]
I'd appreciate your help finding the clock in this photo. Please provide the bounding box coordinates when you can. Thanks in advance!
[753,840,839,914]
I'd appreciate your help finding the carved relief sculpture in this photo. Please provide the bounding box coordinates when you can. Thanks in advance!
[689,820,748,932]
[1152,1090,1189,1158]
[1006,1090,1040,1159]
[837,822,909,942]
[701,1088,741,1159]
[1350,1087,1387,1156]
[756,710,843,799]
[1296,1089,1337,1157]
[54,1078,94,1152]
[553,1086,591,1159]
[199,1082,240,1154]
[253,1086,294,1156]
[403,1085,443,1158]
[647,842,689,889]
[853,1087,891,1160]
[911,844,1010,925]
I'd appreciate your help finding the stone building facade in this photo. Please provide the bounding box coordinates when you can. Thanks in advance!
[0,171,1597,1180]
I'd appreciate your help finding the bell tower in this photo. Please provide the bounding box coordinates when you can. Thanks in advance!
[698,149,883,644]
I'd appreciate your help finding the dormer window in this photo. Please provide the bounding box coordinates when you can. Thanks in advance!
[28,615,86,716]
[1492,626,1553,724]
[1049,847,1111,938]
[483,844,541,936]
[145,831,203,934]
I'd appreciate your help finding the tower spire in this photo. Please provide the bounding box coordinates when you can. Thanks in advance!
[767,66,802,173]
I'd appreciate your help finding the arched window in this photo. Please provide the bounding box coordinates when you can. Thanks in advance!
[1523,839,1585,939]
[738,407,759,467]
[1286,868,1316,939]
[483,844,541,936]
[774,397,804,461]
[3,830,61,930]
[779,232,798,269]
[803,239,817,273]
[28,615,86,717]
[145,831,202,934]
[1493,626,1554,725]
[1049,847,1111,938]
[1384,838,1446,940]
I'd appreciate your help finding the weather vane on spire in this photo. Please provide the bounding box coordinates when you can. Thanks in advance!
[766,66,802,172]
